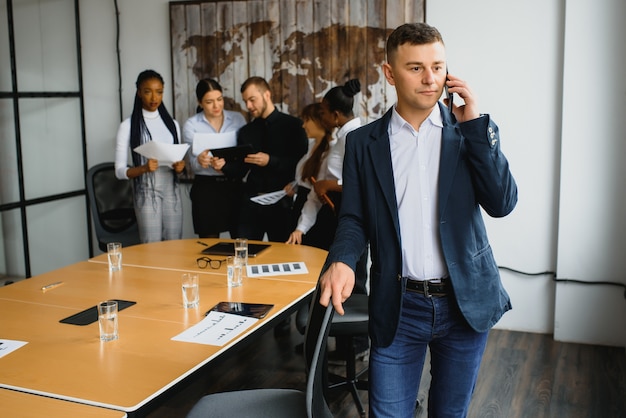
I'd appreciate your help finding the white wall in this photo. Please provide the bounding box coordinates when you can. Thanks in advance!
[555,0,626,346]
[428,0,564,335]
[78,0,626,346]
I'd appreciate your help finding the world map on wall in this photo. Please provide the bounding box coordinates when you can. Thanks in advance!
[180,21,394,119]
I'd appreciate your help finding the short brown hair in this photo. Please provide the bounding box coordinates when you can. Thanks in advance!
[240,76,270,94]
[386,23,444,63]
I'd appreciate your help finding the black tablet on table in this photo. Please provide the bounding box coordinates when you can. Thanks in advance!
[201,242,270,258]
[206,301,274,319]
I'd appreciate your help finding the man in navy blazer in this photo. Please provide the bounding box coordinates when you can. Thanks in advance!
[319,23,518,417]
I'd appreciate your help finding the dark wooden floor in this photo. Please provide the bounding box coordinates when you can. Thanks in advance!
[148,317,626,418]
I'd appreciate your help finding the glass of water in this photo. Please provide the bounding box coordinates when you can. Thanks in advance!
[227,256,243,287]
[181,273,199,308]
[234,238,248,275]
[107,242,122,272]
[98,300,119,341]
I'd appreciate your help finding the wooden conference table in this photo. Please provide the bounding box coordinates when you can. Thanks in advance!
[0,238,327,417]
[0,389,127,418]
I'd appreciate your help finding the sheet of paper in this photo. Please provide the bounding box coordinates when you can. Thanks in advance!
[250,189,288,205]
[246,261,308,277]
[0,339,28,359]
[192,131,237,156]
[171,311,257,346]
[133,141,190,166]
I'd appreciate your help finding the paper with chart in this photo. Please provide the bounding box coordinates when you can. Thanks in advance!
[250,189,288,205]
[133,141,189,166]
[246,261,308,277]
[250,181,297,205]
[171,311,258,346]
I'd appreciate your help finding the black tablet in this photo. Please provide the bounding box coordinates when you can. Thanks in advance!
[211,144,253,162]
[201,242,270,257]
[205,301,274,319]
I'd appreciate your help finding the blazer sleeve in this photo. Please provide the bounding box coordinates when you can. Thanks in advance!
[460,115,518,218]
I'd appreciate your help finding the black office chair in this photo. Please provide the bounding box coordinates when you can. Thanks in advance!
[185,286,335,418]
[86,162,141,252]
[296,293,369,417]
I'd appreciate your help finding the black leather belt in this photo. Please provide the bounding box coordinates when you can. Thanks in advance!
[405,278,451,297]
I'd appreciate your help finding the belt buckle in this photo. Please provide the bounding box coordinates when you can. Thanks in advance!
[423,281,432,298]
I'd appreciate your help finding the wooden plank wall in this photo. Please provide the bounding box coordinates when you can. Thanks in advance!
[170,0,424,124]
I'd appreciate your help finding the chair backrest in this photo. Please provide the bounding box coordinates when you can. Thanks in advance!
[303,286,335,418]
[86,162,140,252]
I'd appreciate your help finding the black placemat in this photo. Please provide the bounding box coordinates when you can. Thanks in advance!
[59,300,136,325]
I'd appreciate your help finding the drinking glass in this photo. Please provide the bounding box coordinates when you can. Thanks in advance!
[182,273,200,308]
[227,256,243,287]
[98,300,119,341]
[107,242,122,272]
[234,238,248,276]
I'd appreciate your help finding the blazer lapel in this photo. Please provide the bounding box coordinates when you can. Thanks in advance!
[367,111,401,240]
[438,104,461,216]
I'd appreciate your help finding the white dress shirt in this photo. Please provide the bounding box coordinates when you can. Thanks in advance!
[294,138,316,188]
[388,106,448,281]
[326,117,362,183]
[296,117,362,233]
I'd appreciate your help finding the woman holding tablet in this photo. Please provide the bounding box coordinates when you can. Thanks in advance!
[183,79,246,238]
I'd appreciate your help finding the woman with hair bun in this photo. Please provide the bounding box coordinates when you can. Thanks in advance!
[287,78,369,359]
[182,78,246,238]
[114,69,185,243]
[287,78,363,250]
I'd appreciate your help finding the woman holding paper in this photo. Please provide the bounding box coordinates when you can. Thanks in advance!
[182,78,246,238]
[114,69,186,243]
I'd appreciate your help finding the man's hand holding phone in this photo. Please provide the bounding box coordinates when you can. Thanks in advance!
[444,72,480,122]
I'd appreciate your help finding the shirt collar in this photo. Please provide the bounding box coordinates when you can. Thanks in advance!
[389,105,443,135]
[337,117,362,139]
[262,108,280,123]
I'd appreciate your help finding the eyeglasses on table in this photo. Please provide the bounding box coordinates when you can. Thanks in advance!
[196,256,226,269]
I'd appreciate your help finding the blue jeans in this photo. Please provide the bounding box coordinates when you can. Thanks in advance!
[369,288,489,418]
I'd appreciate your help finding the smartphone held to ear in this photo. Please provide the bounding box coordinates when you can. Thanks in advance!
[445,69,454,112]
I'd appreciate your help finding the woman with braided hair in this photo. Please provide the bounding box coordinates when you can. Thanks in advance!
[114,69,185,243]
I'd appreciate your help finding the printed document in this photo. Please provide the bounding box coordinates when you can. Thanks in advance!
[133,142,189,166]
[171,311,257,346]
[0,339,28,359]
[192,131,237,156]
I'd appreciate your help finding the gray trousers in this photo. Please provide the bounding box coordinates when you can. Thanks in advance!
[134,167,183,243]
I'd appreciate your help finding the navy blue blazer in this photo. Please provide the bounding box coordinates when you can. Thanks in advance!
[324,103,518,347]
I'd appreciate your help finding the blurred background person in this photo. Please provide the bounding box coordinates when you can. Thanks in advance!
[291,79,370,360]
[183,78,246,238]
[115,69,185,243]
[284,102,333,242]
[220,76,308,243]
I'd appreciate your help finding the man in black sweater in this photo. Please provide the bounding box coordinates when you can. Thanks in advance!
[221,76,308,242]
